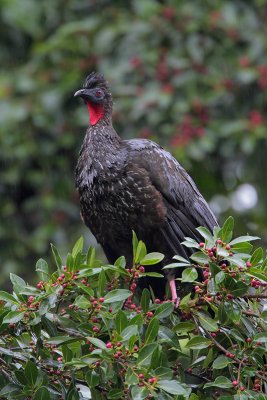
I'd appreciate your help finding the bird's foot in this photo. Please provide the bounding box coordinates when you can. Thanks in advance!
[169,279,180,308]
[172,297,180,308]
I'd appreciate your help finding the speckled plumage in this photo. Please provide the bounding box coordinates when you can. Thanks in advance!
[75,72,218,299]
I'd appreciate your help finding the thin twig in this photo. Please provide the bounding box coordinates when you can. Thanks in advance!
[242,310,261,318]
[242,294,267,299]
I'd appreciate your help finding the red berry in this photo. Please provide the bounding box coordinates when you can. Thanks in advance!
[99,297,105,303]
[28,296,35,303]
[57,276,63,282]
[134,272,139,278]
[116,342,122,347]
[146,311,153,317]
[106,342,113,349]
[246,337,252,343]
[92,326,100,333]
[216,239,222,244]
[199,242,205,248]
[138,373,144,379]
[57,357,63,362]
[148,377,157,384]
[246,261,252,268]
[139,266,145,273]
[154,298,161,304]
[225,245,231,250]
[232,380,238,386]
[81,279,86,284]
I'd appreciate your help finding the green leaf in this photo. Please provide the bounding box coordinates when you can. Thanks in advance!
[181,267,198,282]
[86,337,106,349]
[33,387,51,400]
[250,247,263,265]
[231,241,253,253]
[104,289,132,303]
[163,262,190,269]
[204,376,233,389]
[62,345,73,363]
[190,252,209,264]
[121,325,138,341]
[186,337,211,349]
[215,271,225,284]
[196,226,214,242]
[14,370,28,386]
[131,385,149,400]
[174,321,196,333]
[253,333,267,343]
[72,236,84,257]
[85,370,100,388]
[154,302,174,319]
[145,317,159,344]
[98,269,106,297]
[135,240,147,264]
[3,311,25,324]
[0,291,19,305]
[150,344,161,370]
[173,255,191,263]
[132,231,139,261]
[86,246,96,267]
[182,238,200,249]
[25,360,38,386]
[137,343,157,366]
[115,310,128,334]
[247,267,267,282]
[156,380,191,396]
[107,389,124,399]
[74,295,91,309]
[140,252,164,265]
[229,235,260,245]
[50,244,62,270]
[114,256,126,269]
[35,259,49,280]
[158,326,181,349]
[213,355,232,369]
[196,312,218,332]
[154,367,173,380]
[46,336,80,345]
[179,292,192,307]
[141,288,150,313]
[221,216,234,243]
[10,273,26,294]
[143,272,164,278]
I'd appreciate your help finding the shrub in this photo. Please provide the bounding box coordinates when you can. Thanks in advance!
[0,217,266,399]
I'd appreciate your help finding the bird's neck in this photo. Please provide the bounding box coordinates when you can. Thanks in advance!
[81,123,121,160]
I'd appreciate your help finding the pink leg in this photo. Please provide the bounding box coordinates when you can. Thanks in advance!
[169,279,180,308]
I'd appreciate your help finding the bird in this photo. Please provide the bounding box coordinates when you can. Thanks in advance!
[74,72,218,305]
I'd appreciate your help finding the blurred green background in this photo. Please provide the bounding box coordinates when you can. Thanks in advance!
[1,0,267,286]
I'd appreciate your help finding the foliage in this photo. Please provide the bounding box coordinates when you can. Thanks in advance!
[1,0,267,284]
[0,218,266,399]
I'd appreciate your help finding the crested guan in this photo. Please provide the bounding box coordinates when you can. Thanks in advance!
[74,72,218,304]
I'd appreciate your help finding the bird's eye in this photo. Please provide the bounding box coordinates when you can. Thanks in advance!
[95,89,103,98]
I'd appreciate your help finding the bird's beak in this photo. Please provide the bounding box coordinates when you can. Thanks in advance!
[74,88,93,99]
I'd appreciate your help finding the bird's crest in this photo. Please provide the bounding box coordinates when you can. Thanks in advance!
[84,72,109,90]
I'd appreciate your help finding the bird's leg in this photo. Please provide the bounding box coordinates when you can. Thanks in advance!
[169,279,180,308]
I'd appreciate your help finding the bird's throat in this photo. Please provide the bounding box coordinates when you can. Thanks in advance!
[86,102,104,125]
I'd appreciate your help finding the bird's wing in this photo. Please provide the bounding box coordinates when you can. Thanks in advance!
[125,139,218,238]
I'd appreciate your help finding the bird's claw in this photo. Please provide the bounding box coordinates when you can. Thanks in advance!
[172,297,180,308]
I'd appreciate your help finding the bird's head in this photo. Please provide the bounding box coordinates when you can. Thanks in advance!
[74,72,113,126]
